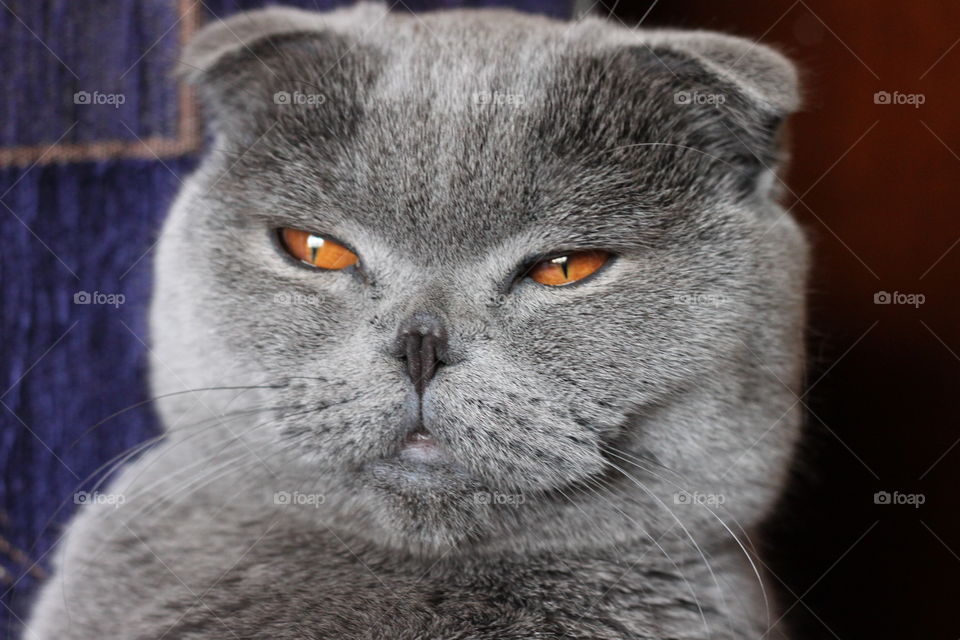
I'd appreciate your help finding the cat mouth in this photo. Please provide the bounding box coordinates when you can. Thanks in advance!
[398,428,448,465]
[363,425,471,491]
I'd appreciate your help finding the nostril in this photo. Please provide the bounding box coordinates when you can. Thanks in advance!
[397,314,448,394]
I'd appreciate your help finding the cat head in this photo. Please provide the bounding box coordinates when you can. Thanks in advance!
[150,4,807,554]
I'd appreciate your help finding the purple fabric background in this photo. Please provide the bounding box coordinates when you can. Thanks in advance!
[0,1,571,637]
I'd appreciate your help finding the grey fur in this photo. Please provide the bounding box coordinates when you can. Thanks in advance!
[26,4,807,639]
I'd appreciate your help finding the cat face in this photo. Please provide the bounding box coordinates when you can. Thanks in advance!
[150,5,808,551]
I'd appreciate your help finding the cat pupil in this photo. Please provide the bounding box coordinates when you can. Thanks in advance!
[550,255,570,279]
[307,234,324,264]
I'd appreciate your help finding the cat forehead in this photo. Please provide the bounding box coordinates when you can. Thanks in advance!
[235,92,676,262]
[212,44,716,252]
[192,7,797,258]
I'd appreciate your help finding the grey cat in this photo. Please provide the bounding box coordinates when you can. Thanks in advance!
[26,4,807,639]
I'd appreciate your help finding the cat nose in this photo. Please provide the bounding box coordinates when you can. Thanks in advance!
[397,314,449,394]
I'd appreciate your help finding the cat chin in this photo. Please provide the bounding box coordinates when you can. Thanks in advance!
[363,457,480,495]
[345,459,517,551]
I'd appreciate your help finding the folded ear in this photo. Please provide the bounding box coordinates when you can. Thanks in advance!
[645,30,800,116]
[644,31,801,198]
[178,4,386,144]
[562,25,801,201]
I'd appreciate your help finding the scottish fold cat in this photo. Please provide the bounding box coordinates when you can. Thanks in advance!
[26,4,807,638]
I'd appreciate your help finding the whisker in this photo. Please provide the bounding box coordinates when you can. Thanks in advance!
[62,450,284,623]
[116,406,317,513]
[73,426,304,576]
[553,484,631,559]
[600,456,733,636]
[26,403,300,560]
[68,384,288,448]
[603,444,771,618]
[28,434,168,552]
[53,404,306,565]
[604,448,770,628]
[575,477,710,636]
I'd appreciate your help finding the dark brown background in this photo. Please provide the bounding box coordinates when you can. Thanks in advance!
[603,1,960,638]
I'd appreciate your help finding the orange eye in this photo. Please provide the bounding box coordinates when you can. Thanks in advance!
[528,251,609,286]
[279,228,358,270]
